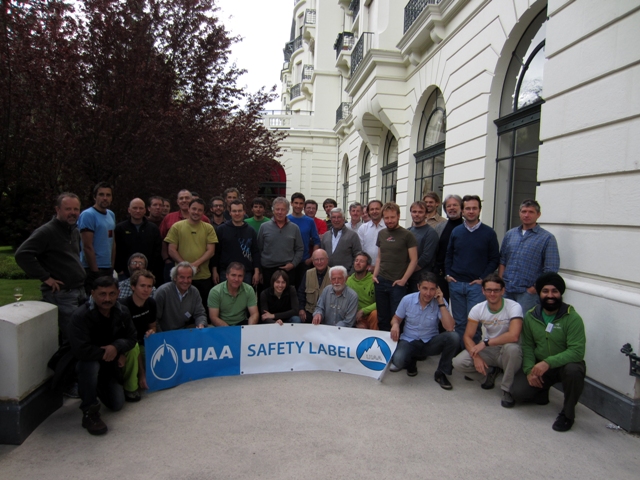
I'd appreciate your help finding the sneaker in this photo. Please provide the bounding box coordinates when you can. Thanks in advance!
[124,390,141,403]
[63,382,79,399]
[389,363,401,372]
[406,364,418,377]
[82,403,108,436]
[501,391,515,408]
[434,371,452,390]
[481,367,500,390]
[463,376,474,381]
[552,412,574,432]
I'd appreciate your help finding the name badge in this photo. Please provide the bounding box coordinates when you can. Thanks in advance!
[545,323,553,333]
[185,312,192,319]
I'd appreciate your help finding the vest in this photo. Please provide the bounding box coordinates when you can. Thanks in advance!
[305,268,331,314]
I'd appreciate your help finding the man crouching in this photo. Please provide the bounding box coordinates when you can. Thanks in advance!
[68,276,137,435]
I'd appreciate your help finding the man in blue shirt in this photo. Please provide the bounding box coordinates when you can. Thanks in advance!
[288,192,320,287]
[499,199,560,313]
[389,272,459,388]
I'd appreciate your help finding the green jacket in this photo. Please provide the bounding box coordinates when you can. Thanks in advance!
[346,272,376,315]
[521,303,586,374]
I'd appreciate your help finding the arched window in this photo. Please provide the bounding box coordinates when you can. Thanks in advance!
[342,158,350,211]
[381,132,397,204]
[360,147,370,205]
[414,88,446,204]
[494,9,546,236]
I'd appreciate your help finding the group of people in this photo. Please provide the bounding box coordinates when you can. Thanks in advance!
[14,183,585,436]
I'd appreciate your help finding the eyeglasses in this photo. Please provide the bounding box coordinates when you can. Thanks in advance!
[130,261,145,266]
[483,288,502,294]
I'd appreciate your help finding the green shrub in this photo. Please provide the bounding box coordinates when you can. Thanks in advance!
[0,256,29,279]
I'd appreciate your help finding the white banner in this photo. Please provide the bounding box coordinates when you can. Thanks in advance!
[240,324,397,380]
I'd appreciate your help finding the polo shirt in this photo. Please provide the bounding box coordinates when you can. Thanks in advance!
[207,281,257,326]
[164,220,218,280]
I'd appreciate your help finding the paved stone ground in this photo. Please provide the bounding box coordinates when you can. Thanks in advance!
[1,361,638,479]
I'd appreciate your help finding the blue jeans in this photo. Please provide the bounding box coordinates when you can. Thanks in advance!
[76,360,124,412]
[42,288,86,344]
[505,291,539,314]
[449,281,485,348]
[286,315,302,324]
[391,331,460,375]
[375,277,407,331]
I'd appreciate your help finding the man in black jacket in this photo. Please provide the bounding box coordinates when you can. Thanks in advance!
[68,276,137,436]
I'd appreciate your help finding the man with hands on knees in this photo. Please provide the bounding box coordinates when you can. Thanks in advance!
[452,274,523,408]
[311,266,358,327]
[389,272,459,389]
[154,262,208,331]
[208,262,259,326]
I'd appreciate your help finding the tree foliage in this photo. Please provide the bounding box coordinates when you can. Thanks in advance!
[0,0,283,245]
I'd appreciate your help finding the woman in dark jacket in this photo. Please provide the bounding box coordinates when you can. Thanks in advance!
[259,270,302,324]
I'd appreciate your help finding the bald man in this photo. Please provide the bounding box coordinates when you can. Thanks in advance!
[114,198,162,281]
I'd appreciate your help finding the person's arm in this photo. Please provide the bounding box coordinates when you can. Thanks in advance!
[436,290,454,331]
[543,235,560,274]
[209,307,229,327]
[68,310,106,361]
[297,278,308,320]
[542,313,586,369]
[416,228,438,270]
[498,264,505,278]
[260,290,276,323]
[463,319,480,353]
[191,243,215,270]
[111,236,116,270]
[393,246,418,287]
[14,228,59,286]
[291,227,304,267]
[520,318,537,375]
[372,248,381,283]
[444,232,456,281]
[390,314,404,342]
[167,243,184,263]
[81,230,99,271]
[247,305,259,325]
[112,307,137,355]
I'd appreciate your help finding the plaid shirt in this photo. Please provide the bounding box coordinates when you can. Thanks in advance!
[118,279,156,299]
[500,224,560,294]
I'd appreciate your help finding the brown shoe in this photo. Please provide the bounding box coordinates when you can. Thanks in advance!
[82,403,108,435]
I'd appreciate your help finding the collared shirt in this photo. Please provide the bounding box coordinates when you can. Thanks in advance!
[397,293,446,343]
[346,220,363,232]
[426,213,446,228]
[358,220,386,265]
[500,224,560,294]
[464,219,482,233]
[207,281,257,326]
[313,286,359,327]
[174,284,189,302]
[331,227,343,253]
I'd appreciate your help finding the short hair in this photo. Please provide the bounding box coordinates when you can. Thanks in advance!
[270,270,290,288]
[330,207,344,217]
[129,269,155,287]
[482,273,505,289]
[56,192,80,208]
[323,198,337,209]
[189,198,206,208]
[462,195,482,210]
[291,192,306,203]
[92,275,118,291]
[443,194,462,208]
[210,195,224,206]
[177,189,191,199]
[367,199,383,210]
[171,261,196,280]
[190,191,199,198]
[417,272,439,287]
[229,199,245,209]
[348,202,362,211]
[410,201,427,211]
[226,262,246,274]
[92,182,113,197]
[224,187,240,198]
[305,199,318,208]
[162,198,170,204]
[354,251,372,265]
[128,252,148,268]
[381,202,400,216]
[423,192,441,204]
[252,197,267,208]
[148,195,164,206]
[519,199,541,213]
[272,197,290,210]
[329,265,348,279]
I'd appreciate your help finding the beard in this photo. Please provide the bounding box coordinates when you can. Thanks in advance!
[541,295,562,311]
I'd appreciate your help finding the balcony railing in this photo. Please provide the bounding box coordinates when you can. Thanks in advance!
[350,32,373,76]
[336,102,351,124]
[404,0,441,33]
[302,64,314,81]
[334,32,355,59]
[290,83,302,99]
[293,35,303,52]
[349,0,360,19]
[304,9,316,25]
[283,40,295,62]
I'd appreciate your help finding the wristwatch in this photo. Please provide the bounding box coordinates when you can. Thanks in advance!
[483,338,490,347]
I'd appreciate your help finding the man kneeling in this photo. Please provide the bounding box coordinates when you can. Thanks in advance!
[389,272,459,389]
[68,276,137,435]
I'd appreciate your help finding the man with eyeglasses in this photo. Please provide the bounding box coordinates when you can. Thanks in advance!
[453,273,523,408]
[297,249,331,322]
[118,253,157,299]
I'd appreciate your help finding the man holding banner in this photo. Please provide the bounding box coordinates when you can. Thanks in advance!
[389,272,459,388]
[312,266,358,328]
[155,262,208,331]
[208,262,259,326]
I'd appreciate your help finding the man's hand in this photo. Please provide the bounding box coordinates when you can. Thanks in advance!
[299,310,307,322]
[473,355,488,375]
[252,272,260,287]
[117,354,126,368]
[144,328,155,338]
[261,311,274,321]
[212,270,220,284]
[312,314,322,325]
[356,310,364,322]
[390,324,400,342]
[372,275,379,284]
[44,277,64,293]
[527,372,544,388]
[526,286,537,294]
[280,263,294,271]
[196,324,206,329]
[434,287,444,302]
[101,345,117,362]
[392,278,407,287]
[531,360,550,378]
[446,275,457,283]
[469,279,482,285]
[275,320,284,326]
[469,342,485,357]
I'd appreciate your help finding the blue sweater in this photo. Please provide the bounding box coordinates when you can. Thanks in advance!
[444,223,500,282]
[287,215,320,261]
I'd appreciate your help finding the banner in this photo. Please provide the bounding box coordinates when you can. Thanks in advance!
[145,324,397,392]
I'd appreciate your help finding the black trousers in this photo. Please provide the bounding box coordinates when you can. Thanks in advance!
[511,361,586,419]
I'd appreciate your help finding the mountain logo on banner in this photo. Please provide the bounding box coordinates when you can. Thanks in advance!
[356,337,392,371]
[150,340,179,381]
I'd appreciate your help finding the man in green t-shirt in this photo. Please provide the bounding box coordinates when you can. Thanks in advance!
[511,272,586,432]
[245,197,270,233]
[208,262,259,326]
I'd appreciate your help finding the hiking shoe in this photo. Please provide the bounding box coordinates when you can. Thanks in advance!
[82,404,107,436]
[501,391,515,408]
[389,363,401,372]
[434,371,452,390]
[406,364,418,377]
[552,412,574,432]
[481,367,500,390]
[463,376,474,381]
[124,390,141,403]
[63,382,79,399]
